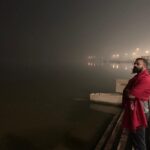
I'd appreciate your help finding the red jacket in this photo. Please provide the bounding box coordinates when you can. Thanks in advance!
[122,69,150,131]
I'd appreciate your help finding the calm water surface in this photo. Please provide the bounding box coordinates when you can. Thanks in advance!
[0,62,132,149]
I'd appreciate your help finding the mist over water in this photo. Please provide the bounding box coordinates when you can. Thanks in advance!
[0,62,132,149]
[1,0,150,148]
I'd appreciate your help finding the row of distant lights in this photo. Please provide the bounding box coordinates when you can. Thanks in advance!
[88,56,96,59]
[112,48,150,58]
[88,49,150,59]
[88,56,96,66]
[88,62,96,66]
[112,64,128,70]
[88,62,130,70]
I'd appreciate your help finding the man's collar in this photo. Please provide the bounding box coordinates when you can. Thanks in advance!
[137,69,149,76]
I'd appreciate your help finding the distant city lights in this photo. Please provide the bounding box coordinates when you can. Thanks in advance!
[136,48,140,51]
[88,56,96,59]
[112,54,120,58]
[112,64,119,69]
[88,62,96,67]
[125,66,128,70]
[87,47,150,70]
[145,50,149,54]
[132,52,136,56]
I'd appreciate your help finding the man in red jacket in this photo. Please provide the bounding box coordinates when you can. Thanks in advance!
[122,57,150,150]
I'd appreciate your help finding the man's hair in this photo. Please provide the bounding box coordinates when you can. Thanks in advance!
[136,57,148,68]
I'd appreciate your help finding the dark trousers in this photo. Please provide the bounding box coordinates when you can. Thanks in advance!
[127,127,146,150]
[145,114,150,150]
[145,126,150,150]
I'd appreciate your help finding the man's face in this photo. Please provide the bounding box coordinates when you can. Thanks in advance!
[132,59,145,73]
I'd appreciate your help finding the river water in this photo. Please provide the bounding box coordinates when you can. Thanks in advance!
[0,62,133,150]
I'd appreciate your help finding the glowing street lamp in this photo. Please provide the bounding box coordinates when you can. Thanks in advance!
[125,66,128,70]
[116,54,119,58]
[136,48,140,51]
[116,64,119,69]
[112,54,116,58]
[132,52,136,56]
[145,50,149,54]
[112,64,115,69]
[112,54,119,59]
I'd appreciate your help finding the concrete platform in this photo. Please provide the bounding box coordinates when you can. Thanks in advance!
[90,93,122,105]
[90,79,128,105]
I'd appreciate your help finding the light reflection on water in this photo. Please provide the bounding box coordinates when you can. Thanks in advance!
[88,61,133,72]
[87,62,133,80]
[110,62,132,71]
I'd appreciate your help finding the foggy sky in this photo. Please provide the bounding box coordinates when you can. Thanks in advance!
[1,0,150,67]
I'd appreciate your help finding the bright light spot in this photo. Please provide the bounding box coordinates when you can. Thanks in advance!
[125,66,128,70]
[112,54,119,58]
[88,56,93,59]
[132,52,136,56]
[116,54,119,57]
[116,64,119,69]
[136,48,140,51]
[112,64,115,69]
[112,54,116,58]
[145,50,149,54]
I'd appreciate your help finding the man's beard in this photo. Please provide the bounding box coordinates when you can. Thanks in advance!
[132,67,143,73]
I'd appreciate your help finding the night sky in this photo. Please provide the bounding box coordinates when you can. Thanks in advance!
[1,0,150,67]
